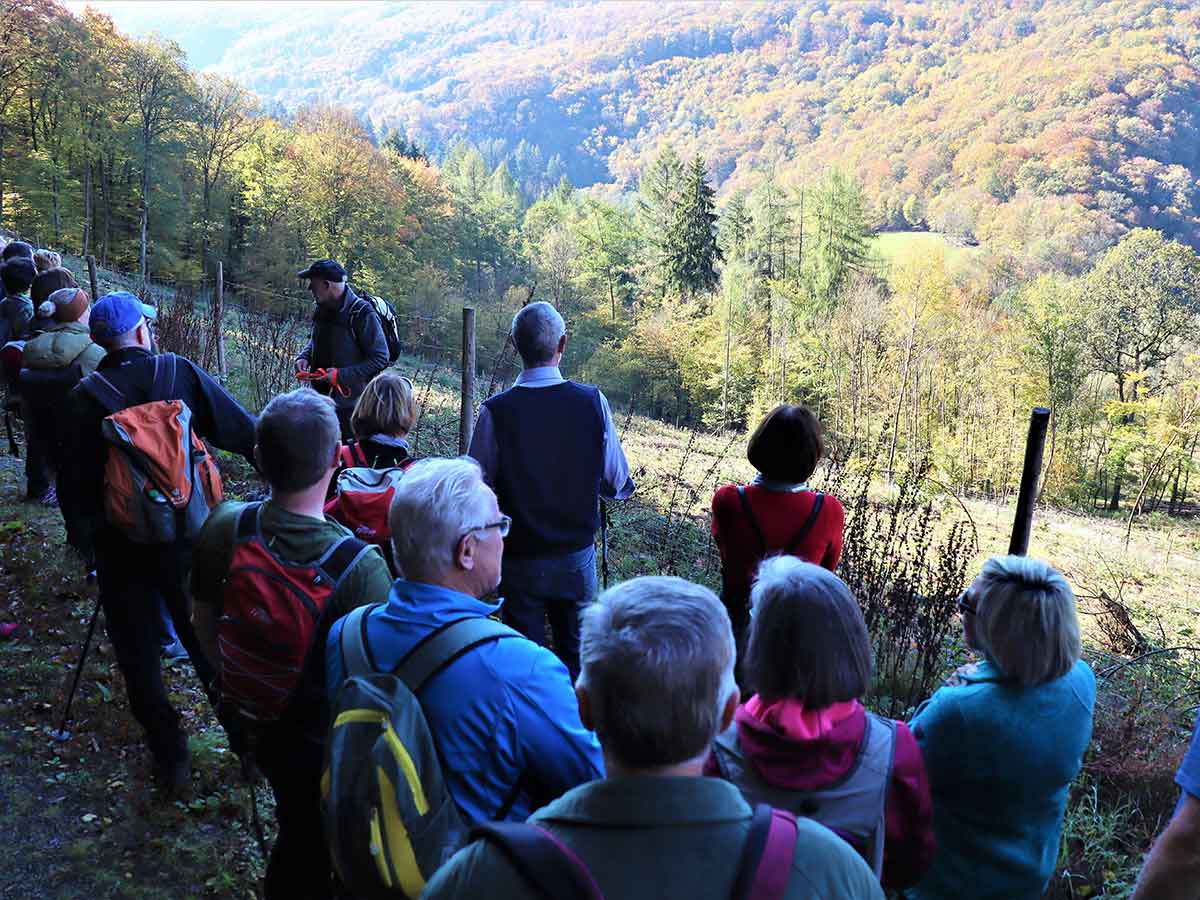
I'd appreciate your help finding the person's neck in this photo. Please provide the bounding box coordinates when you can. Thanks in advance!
[603,752,706,779]
[270,480,332,520]
[408,568,478,598]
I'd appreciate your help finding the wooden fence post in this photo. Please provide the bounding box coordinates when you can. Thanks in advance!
[1008,407,1051,556]
[86,255,99,301]
[214,260,227,380]
[459,306,477,455]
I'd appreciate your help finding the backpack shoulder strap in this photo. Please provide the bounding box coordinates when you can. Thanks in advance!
[234,502,262,543]
[350,441,369,468]
[732,805,800,900]
[317,534,373,586]
[338,601,386,678]
[470,822,605,900]
[783,492,825,553]
[78,371,126,414]
[737,485,768,557]
[149,353,177,402]
[395,616,521,693]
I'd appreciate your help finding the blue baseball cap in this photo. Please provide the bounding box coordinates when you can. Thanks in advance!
[90,291,158,342]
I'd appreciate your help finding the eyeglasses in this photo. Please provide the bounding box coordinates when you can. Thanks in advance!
[462,515,511,540]
[956,590,977,616]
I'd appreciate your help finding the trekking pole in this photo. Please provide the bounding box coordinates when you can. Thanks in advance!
[49,593,103,742]
[600,499,610,591]
[1009,407,1052,557]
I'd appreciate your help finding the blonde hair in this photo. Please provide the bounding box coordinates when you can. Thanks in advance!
[972,556,1082,687]
[33,249,61,272]
[351,369,416,439]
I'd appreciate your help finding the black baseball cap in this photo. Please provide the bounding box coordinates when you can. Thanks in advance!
[296,258,346,280]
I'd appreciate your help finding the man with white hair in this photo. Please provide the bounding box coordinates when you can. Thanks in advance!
[423,576,883,900]
[325,456,603,828]
[294,258,389,438]
[469,300,634,679]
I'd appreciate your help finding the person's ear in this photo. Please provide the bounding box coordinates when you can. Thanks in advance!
[557,333,568,356]
[455,532,476,572]
[576,685,594,732]
[253,444,264,473]
[719,686,740,733]
[330,441,342,471]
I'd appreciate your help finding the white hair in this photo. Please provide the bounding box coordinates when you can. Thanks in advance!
[578,576,737,769]
[511,301,566,366]
[388,457,495,581]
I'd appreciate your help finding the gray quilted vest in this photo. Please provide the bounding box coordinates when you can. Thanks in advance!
[711,711,897,878]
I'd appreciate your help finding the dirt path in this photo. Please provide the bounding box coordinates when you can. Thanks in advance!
[0,455,263,899]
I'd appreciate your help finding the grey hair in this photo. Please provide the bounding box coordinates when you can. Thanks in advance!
[257,389,340,492]
[578,576,737,769]
[511,301,566,367]
[971,555,1082,688]
[745,556,872,706]
[389,457,495,581]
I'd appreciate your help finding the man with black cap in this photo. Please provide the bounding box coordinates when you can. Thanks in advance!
[295,258,389,438]
[59,291,257,796]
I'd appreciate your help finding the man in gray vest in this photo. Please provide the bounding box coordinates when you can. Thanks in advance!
[468,301,634,679]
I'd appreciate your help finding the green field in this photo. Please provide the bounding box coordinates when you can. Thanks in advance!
[870,230,984,276]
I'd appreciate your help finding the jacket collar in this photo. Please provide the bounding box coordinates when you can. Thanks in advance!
[539,775,752,827]
[99,346,153,370]
[385,578,501,624]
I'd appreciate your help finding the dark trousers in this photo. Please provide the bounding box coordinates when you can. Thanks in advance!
[500,545,597,681]
[20,397,51,498]
[257,727,333,900]
[96,534,215,765]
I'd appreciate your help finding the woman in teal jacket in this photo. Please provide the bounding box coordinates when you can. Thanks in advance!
[908,556,1096,900]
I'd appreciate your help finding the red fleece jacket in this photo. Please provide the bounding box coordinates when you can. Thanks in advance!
[704,698,936,891]
[711,484,845,600]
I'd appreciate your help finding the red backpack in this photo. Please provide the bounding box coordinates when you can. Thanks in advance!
[218,502,372,722]
[324,459,415,575]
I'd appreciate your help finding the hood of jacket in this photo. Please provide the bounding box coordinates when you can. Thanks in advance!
[735,695,868,791]
[23,321,104,373]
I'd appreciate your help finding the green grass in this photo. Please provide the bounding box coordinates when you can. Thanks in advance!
[871,230,983,277]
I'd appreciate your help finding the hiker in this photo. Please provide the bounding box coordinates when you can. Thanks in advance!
[33,248,61,273]
[192,388,392,900]
[294,258,389,438]
[711,404,845,654]
[422,575,884,900]
[20,287,103,528]
[1131,716,1200,899]
[0,239,33,306]
[336,368,416,474]
[325,457,603,828]
[59,291,257,795]
[0,255,37,342]
[705,557,934,891]
[30,266,77,335]
[468,301,634,679]
[907,556,1095,900]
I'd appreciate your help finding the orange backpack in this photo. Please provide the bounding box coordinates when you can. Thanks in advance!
[79,354,223,544]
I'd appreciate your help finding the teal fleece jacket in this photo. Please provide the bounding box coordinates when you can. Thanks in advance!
[907,659,1095,900]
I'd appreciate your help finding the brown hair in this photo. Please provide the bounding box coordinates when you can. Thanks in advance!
[746,404,825,483]
[351,369,416,439]
[31,266,77,305]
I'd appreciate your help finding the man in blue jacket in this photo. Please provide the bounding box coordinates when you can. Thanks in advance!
[295,258,389,438]
[326,456,603,825]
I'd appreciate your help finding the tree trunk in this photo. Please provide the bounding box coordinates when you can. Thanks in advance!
[140,137,152,282]
[82,158,93,257]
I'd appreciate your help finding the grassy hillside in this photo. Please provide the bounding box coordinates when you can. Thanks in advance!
[205,0,1200,261]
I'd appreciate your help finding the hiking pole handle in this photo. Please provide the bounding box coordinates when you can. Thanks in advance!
[53,593,103,740]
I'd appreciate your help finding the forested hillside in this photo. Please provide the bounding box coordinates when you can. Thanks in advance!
[4,0,1200,522]
[205,0,1200,267]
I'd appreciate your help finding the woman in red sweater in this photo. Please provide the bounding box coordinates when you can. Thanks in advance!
[711,404,845,647]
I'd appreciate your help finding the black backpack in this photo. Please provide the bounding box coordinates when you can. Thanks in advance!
[323,603,523,899]
[356,290,402,362]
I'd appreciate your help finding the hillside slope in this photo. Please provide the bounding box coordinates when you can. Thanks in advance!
[210,0,1200,258]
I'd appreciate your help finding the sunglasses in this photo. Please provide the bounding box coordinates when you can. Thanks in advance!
[956,590,977,616]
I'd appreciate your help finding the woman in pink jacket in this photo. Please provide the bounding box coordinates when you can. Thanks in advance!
[705,556,936,891]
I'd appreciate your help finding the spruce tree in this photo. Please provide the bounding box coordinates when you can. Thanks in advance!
[666,154,723,300]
